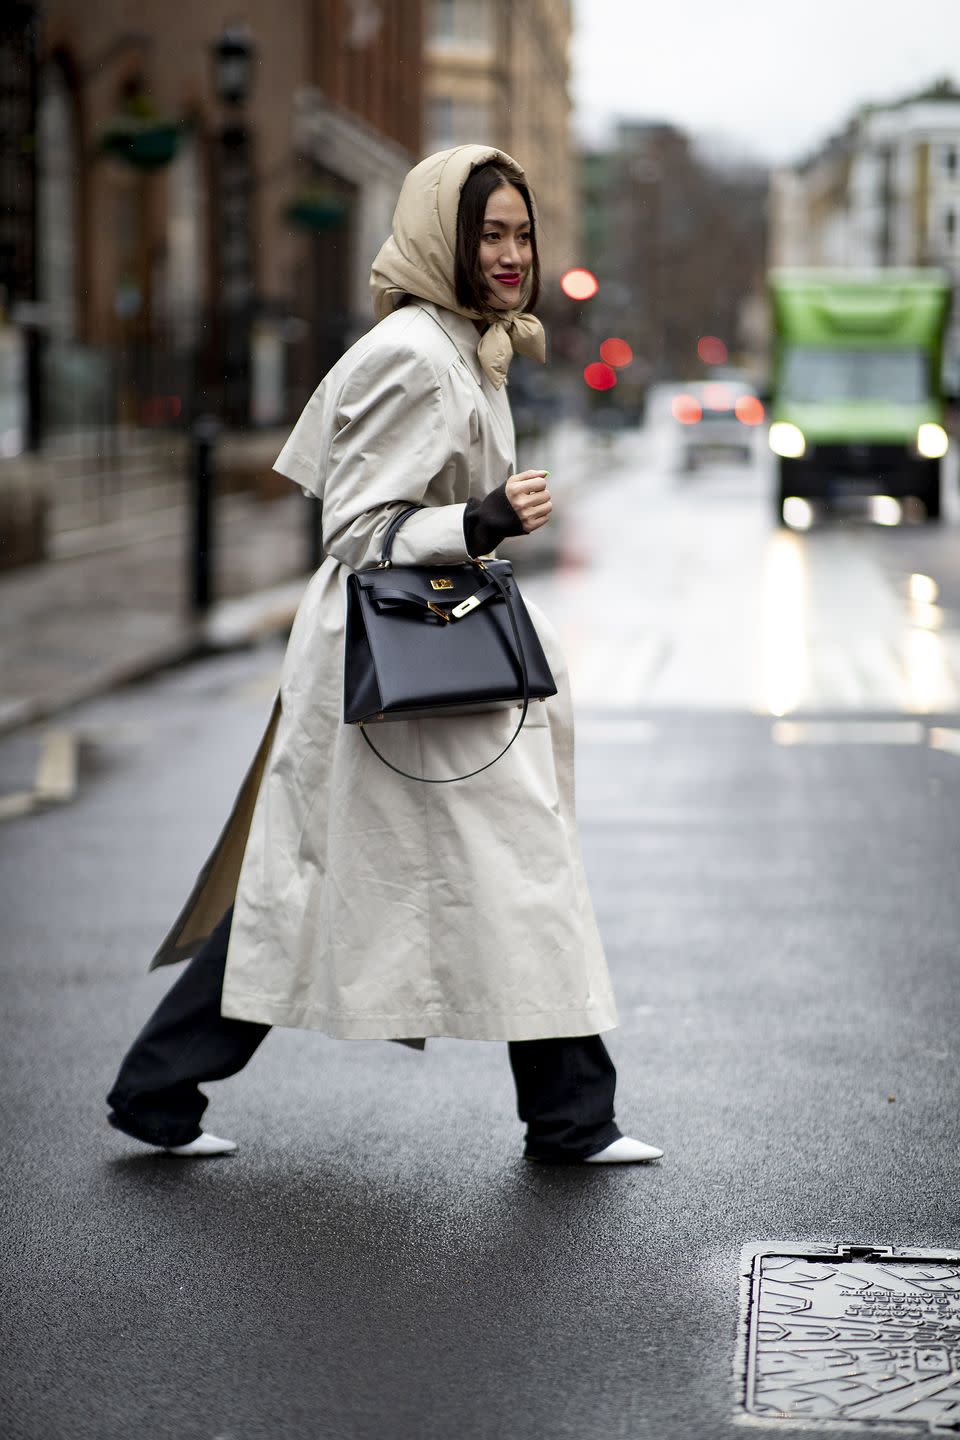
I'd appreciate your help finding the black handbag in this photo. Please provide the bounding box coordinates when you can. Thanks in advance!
[343,505,557,783]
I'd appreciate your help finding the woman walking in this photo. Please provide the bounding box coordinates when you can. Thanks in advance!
[106,145,663,1166]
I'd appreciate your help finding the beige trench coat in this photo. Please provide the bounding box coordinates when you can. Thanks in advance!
[154,300,618,1042]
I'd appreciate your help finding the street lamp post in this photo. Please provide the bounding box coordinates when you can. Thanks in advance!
[211,24,256,427]
[190,414,219,613]
[212,25,255,108]
[185,26,256,614]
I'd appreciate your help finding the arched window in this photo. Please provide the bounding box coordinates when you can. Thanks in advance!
[37,58,78,345]
[166,126,208,351]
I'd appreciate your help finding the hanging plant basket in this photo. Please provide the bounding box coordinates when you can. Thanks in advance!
[99,93,182,172]
[285,187,351,231]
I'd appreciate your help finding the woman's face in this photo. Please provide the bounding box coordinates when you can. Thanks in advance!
[479,183,533,311]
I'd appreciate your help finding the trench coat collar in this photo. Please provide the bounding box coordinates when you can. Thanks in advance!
[415,300,517,466]
[415,301,491,390]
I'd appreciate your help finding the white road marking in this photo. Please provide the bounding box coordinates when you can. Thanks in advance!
[928,727,960,756]
[0,727,78,823]
[0,792,35,821]
[575,719,657,745]
[34,729,78,803]
[231,672,282,702]
[772,720,926,747]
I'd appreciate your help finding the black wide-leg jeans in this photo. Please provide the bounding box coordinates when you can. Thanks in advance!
[107,907,622,1161]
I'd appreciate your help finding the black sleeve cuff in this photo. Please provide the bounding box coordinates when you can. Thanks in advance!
[463,482,526,556]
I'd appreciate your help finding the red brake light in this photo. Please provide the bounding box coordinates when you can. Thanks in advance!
[735,395,765,426]
[671,393,702,425]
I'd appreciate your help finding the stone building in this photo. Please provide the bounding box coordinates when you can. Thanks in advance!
[423,0,576,289]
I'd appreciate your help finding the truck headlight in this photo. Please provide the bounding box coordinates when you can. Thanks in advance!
[769,422,806,459]
[917,423,949,459]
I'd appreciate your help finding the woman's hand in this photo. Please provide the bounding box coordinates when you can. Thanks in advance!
[505,470,552,533]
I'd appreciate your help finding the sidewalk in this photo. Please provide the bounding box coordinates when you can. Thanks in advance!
[0,420,637,737]
[0,486,312,736]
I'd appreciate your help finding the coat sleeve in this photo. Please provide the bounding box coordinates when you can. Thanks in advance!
[320,342,472,571]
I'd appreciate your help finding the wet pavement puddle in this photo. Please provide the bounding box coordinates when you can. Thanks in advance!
[738,1245,960,1429]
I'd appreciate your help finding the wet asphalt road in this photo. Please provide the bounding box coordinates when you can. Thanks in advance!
[2,432,960,1439]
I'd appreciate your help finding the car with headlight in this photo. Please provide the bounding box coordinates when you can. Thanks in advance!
[768,270,952,522]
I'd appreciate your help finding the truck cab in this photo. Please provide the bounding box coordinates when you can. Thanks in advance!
[768,270,952,522]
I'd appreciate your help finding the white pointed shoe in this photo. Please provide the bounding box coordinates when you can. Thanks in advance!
[164,1131,238,1157]
[584,1136,663,1164]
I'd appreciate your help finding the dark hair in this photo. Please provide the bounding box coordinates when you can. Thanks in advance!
[455,162,541,313]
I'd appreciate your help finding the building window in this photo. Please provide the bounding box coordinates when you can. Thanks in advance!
[426,95,494,151]
[428,0,493,52]
[428,97,453,148]
[943,144,958,180]
[946,207,958,249]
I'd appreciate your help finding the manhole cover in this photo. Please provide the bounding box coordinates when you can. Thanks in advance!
[739,1245,960,1430]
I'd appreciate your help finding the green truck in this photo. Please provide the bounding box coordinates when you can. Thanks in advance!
[768,269,953,522]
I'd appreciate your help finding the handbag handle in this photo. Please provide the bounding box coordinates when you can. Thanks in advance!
[358,560,534,785]
[379,504,425,567]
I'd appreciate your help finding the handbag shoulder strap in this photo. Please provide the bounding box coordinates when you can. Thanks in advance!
[357,563,532,784]
[380,504,424,567]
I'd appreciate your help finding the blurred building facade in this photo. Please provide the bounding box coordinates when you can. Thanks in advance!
[770,79,960,381]
[0,0,423,461]
[423,0,576,288]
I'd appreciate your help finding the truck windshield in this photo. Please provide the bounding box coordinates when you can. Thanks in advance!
[781,347,928,404]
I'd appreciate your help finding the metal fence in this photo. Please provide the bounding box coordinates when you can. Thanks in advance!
[41,338,191,536]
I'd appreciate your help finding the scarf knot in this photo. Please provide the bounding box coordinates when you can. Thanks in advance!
[476,312,546,388]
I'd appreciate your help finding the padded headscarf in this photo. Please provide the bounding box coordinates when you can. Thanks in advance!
[370,145,546,389]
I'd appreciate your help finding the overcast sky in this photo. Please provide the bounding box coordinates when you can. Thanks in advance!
[572,0,960,165]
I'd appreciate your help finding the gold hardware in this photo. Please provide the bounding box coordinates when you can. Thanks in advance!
[426,601,451,622]
[430,578,454,591]
[451,594,481,619]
